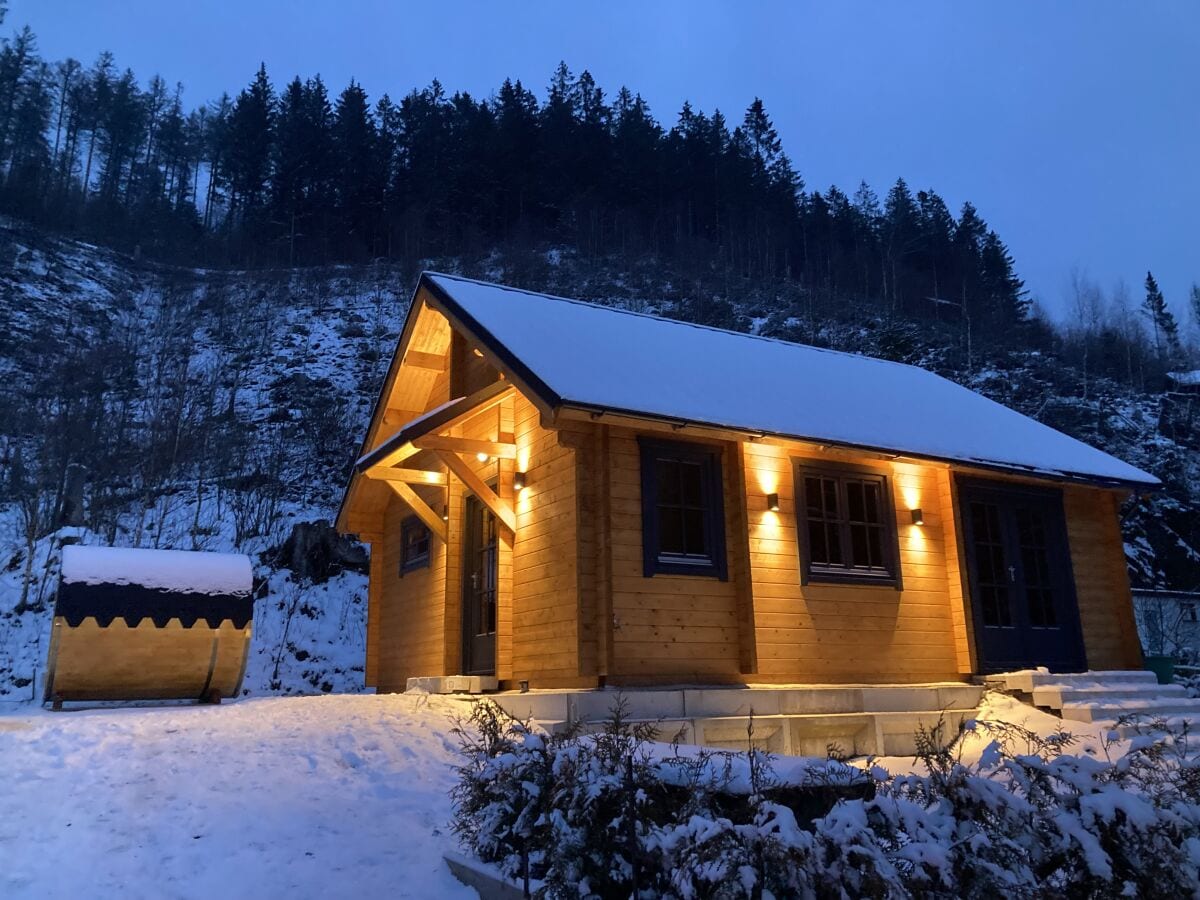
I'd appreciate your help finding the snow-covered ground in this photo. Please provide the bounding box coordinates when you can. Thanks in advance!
[0,693,478,899]
[0,675,1188,899]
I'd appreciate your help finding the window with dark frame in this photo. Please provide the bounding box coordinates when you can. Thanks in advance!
[639,438,727,580]
[796,464,899,587]
[399,516,431,575]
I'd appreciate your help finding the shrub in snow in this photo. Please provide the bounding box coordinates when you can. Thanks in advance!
[452,700,1200,899]
[452,700,871,898]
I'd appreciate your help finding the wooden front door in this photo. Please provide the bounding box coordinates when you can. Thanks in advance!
[462,494,498,675]
[959,480,1087,673]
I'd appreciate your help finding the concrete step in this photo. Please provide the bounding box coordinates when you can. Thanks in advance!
[1031,683,1187,709]
[568,708,977,758]
[406,675,498,694]
[486,683,984,726]
[989,669,1160,694]
[1060,697,1200,723]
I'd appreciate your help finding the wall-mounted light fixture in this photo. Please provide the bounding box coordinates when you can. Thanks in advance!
[767,493,780,512]
[910,508,924,526]
[519,679,530,693]
[514,471,527,492]
[475,451,490,463]
[442,504,450,522]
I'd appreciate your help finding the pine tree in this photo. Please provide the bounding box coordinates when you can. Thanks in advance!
[492,78,539,230]
[741,98,780,170]
[332,79,379,256]
[882,178,920,312]
[225,64,275,227]
[1142,271,1181,364]
[916,189,954,301]
[978,230,1028,327]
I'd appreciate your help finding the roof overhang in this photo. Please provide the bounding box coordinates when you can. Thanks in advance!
[553,401,1159,493]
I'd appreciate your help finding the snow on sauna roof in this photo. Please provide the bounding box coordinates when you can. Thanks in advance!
[423,273,1158,487]
[61,545,253,596]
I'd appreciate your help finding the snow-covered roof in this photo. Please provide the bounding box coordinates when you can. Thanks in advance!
[61,545,253,596]
[423,273,1158,487]
[1168,370,1200,387]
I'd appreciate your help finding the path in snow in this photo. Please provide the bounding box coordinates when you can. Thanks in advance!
[0,694,477,899]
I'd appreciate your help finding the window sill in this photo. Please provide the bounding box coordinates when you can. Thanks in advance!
[647,556,726,580]
[804,570,900,590]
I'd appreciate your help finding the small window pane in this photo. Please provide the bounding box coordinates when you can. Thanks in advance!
[866,525,884,568]
[660,508,685,555]
[863,482,881,523]
[826,524,843,565]
[805,477,823,517]
[850,524,868,567]
[657,460,682,504]
[680,461,704,507]
[847,482,865,522]
[683,508,707,556]
[822,479,839,519]
[809,520,828,564]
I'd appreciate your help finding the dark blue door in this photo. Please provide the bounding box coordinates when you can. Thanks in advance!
[462,494,497,675]
[959,481,1087,673]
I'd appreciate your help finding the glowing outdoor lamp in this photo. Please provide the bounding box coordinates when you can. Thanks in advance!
[910,508,924,526]
[766,493,780,512]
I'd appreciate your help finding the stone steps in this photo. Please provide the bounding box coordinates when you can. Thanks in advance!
[988,669,1200,726]
[1061,699,1200,723]
[482,683,985,758]
[1031,683,1186,708]
[986,669,1160,694]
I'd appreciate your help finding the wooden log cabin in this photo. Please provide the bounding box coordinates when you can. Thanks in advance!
[335,273,1157,691]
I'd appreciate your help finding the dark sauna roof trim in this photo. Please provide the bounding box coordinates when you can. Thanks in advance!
[56,545,254,629]
[418,272,1159,490]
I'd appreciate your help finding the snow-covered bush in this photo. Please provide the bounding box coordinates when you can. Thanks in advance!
[452,700,1200,899]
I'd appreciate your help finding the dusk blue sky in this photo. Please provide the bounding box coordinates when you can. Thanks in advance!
[9,1,1198,322]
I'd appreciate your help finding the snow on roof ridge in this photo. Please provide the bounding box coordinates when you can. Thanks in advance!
[423,270,926,376]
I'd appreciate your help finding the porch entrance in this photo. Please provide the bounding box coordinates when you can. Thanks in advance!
[462,494,498,675]
[958,480,1086,673]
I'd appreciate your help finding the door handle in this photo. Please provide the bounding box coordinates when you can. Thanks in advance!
[1007,565,1016,583]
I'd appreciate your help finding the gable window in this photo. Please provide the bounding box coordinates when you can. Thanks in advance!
[399,516,431,575]
[639,438,727,580]
[795,463,899,587]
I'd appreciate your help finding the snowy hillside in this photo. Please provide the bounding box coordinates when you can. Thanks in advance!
[0,220,413,699]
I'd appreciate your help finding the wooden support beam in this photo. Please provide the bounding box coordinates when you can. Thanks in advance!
[414,435,517,460]
[436,450,517,533]
[364,467,447,486]
[403,350,446,371]
[385,481,448,543]
[367,441,421,471]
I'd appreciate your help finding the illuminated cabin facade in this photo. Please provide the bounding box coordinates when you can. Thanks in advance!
[336,273,1155,691]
